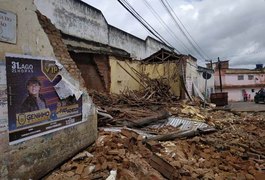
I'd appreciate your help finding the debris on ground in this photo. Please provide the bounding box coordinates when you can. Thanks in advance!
[45,129,165,180]
[45,110,265,180]
[44,87,265,180]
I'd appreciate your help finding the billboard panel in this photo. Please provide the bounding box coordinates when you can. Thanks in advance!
[6,55,82,144]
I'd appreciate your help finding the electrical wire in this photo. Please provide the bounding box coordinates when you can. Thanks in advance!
[142,0,190,54]
[163,0,210,60]
[117,0,180,53]
[160,0,208,61]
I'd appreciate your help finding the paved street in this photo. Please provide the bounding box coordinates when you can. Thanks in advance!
[229,101,265,112]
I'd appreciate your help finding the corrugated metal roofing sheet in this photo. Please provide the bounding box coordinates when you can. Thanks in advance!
[148,116,210,131]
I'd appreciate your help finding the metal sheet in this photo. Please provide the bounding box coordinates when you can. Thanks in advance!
[148,116,210,131]
[101,116,214,138]
[100,127,155,138]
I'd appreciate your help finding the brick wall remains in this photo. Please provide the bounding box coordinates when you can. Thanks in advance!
[36,11,85,87]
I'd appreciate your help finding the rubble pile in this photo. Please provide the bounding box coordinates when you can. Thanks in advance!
[158,110,265,179]
[119,78,178,106]
[90,77,178,108]
[49,87,265,179]
[89,90,162,126]
[206,111,265,155]
[45,129,165,180]
[92,90,211,127]
[169,104,207,121]
[45,110,265,180]
[158,138,263,179]
[89,90,114,107]
[143,125,182,135]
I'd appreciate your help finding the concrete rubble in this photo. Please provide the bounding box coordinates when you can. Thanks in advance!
[44,90,265,180]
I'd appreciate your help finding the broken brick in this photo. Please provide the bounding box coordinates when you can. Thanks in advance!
[75,164,85,175]
[107,150,119,155]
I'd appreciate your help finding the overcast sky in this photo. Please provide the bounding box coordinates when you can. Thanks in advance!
[82,0,265,68]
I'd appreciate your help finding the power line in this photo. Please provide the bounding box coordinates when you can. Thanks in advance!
[117,0,180,53]
[161,0,206,60]
[163,0,210,60]
[142,0,191,54]
[117,0,209,65]
[160,0,208,61]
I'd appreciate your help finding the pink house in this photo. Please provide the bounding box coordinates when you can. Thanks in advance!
[209,61,265,102]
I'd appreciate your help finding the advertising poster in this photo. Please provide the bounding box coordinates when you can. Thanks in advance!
[6,55,82,144]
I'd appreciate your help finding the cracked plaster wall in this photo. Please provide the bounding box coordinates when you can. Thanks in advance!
[0,0,97,179]
[34,0,170,60]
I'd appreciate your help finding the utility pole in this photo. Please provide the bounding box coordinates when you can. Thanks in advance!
[218,57,223,92]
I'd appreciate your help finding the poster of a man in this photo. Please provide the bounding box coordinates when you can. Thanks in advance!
[20,76,47,113]
[6,54,83,144]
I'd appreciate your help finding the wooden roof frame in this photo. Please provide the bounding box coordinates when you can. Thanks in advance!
[142,48,182,63]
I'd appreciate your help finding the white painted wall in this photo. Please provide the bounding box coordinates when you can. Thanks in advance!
[226,87,261,101]
[34,0,170,60]
[197,72,215,98]
[35,0,109,45]
[0,1,97,179]
[185,58,198,97]
[108,26,146,59]
[0,0,55,60]
[224,74,265,86]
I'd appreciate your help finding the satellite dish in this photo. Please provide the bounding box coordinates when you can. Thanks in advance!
[202,72,211,80]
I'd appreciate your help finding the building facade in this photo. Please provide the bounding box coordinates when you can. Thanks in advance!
[0,1,97,179]
[211,61,265,101]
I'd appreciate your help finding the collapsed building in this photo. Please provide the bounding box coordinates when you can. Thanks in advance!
[0,0,216,179]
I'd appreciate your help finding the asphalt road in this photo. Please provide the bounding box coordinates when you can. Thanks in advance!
[229,101,265,112]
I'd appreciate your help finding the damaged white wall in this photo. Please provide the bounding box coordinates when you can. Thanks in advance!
[34,0,109,45]
[34,0,170,60]
[0,0,55,59]
[185,57,198,97]
[197,71,215,99]
[0,0,97,179]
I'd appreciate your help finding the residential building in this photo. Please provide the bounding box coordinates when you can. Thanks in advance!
[210,61,265,101]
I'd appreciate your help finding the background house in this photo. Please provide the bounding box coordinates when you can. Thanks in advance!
[210,61,265,101]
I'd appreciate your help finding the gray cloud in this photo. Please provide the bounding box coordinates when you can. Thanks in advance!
[83,0,265,68]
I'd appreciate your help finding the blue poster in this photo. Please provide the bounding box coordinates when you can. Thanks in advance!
[6,55,82,144]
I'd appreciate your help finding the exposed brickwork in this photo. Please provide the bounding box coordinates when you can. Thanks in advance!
[36,11,85,87]
[69,52,107,92]
[93,55,111,92]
